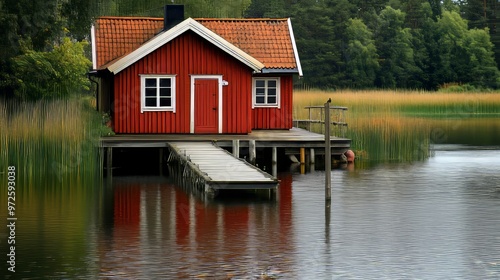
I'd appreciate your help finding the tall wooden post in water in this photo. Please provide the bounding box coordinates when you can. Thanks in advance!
[325,99,331,200]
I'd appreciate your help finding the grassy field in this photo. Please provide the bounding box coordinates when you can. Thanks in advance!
[0,98,105,183]
[293,90,500,163]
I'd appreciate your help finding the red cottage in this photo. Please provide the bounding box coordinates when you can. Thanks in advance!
[90,5,302,134]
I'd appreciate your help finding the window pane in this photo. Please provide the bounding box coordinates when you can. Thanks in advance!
[268,88,276,97]
[160,88,171,97]
[160,98,171,107]
[268,80,277,87]
[160,78,171,87]
[256,96,265,104]
[268,96,276,104]
[145,78,156,87]
[145,98,156,107]
[145,88,156,97]
[255,80,265,87]
[256,88,265,96]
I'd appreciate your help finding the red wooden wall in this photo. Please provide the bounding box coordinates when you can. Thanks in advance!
[251,75,294,130]
[113,31,253,134]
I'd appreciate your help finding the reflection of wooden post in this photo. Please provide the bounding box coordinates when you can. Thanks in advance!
[272,147,277,177]
[325,99,331,200]
[300,147,306,174]
[159,148,164,176]
[249,140,256,165]
[100,147,105,177]
[232,140,240,158]
[107,147,113,178]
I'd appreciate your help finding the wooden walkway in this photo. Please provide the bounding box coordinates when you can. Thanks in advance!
[100,127,350,152]
[167,141,279,190]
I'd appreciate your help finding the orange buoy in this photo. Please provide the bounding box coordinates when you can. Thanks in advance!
[344,150,355,163]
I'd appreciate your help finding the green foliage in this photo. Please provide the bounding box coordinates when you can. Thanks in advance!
[12,38,92,100]
[345,18,379,88]
[375,6,420,88]
[435,11,499,88]
[1,0,500,92]
[437,83,480,92]
[287,0,499,90]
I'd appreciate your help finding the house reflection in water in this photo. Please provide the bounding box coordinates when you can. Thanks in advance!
[97,174,295,278]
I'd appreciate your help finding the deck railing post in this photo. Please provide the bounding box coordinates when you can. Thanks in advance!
[325,99,331,201]
[308,107,312,131]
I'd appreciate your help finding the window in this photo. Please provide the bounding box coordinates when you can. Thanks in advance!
[252,77,280,108]
[140,75,176,113]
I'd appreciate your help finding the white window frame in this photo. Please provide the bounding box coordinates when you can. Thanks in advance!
[140,75,176,113]
[252,77,280,108]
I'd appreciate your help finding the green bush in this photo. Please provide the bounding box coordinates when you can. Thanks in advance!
[12,38,92,100]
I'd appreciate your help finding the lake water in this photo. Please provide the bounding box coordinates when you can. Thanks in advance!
[1,143,499,279]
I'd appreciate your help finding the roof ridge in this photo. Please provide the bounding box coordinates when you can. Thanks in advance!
[195,18,289,21]
[97,16,163,20]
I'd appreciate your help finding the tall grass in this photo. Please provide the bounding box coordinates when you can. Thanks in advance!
[293,89,500,163]
[0,98,104,184]
[294,89,500,116]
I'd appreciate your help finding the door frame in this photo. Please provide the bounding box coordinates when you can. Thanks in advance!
[190,75,223,133]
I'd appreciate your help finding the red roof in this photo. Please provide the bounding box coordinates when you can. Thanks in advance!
[92,17,300,72]
[93,17,163,69]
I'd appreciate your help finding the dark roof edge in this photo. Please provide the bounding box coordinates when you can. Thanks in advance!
[260,68,300,74]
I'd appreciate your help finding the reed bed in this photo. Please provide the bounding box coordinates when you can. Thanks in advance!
[0,98,103,184]
[293,89,500,163]
[294,89,500,116]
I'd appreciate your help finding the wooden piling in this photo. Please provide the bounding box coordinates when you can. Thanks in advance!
[232,139,240,158]
[310,148,315,164]
[300,147,305,164]
[325,99,331,200]
[249,140,256,165]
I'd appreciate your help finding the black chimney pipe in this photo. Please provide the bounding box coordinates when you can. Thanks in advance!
[164,5,184,31]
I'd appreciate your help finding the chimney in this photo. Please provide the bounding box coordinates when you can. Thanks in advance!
[164,5,184,31]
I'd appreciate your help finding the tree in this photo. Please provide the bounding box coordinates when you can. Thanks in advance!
[403,1,440,89]
[291,3,338,88]
[12,38,92,100]
[291,0,358,88]
[375,6,420,88]
[436,10,472,84]
[436,10,499,88]
[459,0,500,67]
[245,0,287,17]
[0,0,64,98]
[344,18,379,88]
[463,28,500,88]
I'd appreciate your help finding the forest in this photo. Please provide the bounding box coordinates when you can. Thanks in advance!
[0,0,499,99]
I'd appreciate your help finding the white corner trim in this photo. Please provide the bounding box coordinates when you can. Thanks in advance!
[91,24,97,70]
[287,18,303,77]
[107,18,264,74]
[190,75,223,134]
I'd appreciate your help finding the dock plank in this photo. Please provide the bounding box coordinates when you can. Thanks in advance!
[168,141,278,190]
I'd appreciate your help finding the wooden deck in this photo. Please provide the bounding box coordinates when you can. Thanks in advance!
[100,127,350,153]
[167,142,278,190]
